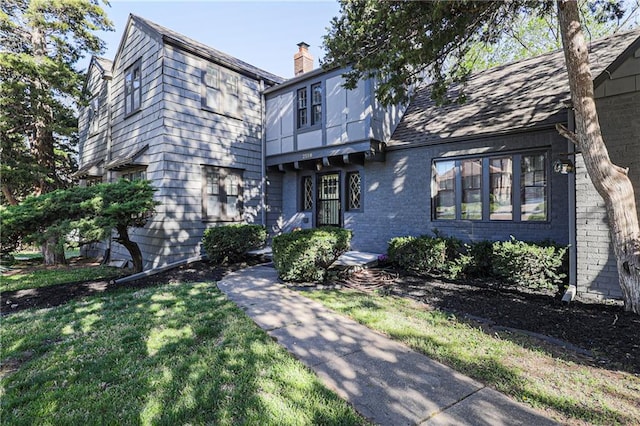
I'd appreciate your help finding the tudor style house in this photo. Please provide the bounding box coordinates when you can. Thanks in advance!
[77,14,640,302]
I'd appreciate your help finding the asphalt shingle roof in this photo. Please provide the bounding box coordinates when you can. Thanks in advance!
[389,29,640,148]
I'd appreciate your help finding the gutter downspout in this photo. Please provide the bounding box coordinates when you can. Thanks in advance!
[260,79,267,227]
[563,108,578,303]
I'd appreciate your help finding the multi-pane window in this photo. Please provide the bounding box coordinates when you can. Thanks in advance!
[433,151,548,222]
[302,176,313,211]
[122,169,146,181]
[297,88,308,128]
[203,166,243,221]
[88,97,100,135]
[489,157,513,220]
[521,153,547,221]
[297,83,322,129]
[347,171,361,210]
[311,83,322,125]
[202,64,241,118]
[124,60,141,116]
[461,159,482,220]
[433,160,456,220]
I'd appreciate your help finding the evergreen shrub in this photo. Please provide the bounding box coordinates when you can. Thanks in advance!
[272,227,351,282]
[202,224,267,265]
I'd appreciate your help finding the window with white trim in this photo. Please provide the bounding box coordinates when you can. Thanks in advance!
[433,151,548,222]
[301,176,313,211]
[203,166,244,222]
[124,60,141,117]
[297,82,322,129]
[202,64,242,118]
[347,171,362,211]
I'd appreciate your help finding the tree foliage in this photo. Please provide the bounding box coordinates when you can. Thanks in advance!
[0,0,113,202]
[1,180,158,273]
[323,0,640,313]
[322,0,632,105]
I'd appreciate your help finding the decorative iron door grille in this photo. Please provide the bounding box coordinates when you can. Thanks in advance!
[317,173,341,227]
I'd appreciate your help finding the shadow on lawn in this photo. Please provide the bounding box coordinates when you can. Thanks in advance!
[1,280,363,425]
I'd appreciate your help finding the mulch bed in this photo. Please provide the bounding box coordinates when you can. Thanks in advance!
[331,267,640,374]
[2,259,639,374]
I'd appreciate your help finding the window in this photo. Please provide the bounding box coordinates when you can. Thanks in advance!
[461,159,481,220]
[521,153,547,221]
[86,177,102,187]
[89,97,100,135]
[311,83,322,125]
[124,60,141,116]
[202,65,242,118]
[433,151,548,222]
[347,171,361,211]
[301,176,313,211]
[203,166,243,221]
[297,88,307,128]
[489,157,513,220]
[297,83,322,129]
[122,169,146,181]
[433,160,456,220]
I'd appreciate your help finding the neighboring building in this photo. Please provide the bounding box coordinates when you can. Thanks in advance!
[77,15,640,301]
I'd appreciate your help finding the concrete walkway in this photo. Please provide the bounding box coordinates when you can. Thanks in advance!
[218,264,558,426]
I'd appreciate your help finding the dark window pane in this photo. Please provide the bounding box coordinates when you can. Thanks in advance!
[490,157,513,220]
[434,160,456,220]
[461,159,482,220]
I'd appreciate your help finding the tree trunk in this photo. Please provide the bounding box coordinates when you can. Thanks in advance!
[30,22,57,195]
[557,0,640,313]
[42,236,66,265]
[115,224,144,273]
[2,185,18,206]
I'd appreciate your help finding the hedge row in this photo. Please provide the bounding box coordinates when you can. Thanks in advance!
[388,235,568,293]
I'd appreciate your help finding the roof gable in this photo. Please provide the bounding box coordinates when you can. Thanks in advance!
[390,28,640,148]
[112,14,284,85]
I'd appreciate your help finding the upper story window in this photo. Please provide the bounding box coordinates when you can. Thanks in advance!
[202,64,242,118]
[88,96,100,135]
[432,151,548,222]
[297,83,322,129]
[124,60,142,117]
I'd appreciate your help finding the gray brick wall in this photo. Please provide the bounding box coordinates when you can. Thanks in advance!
[575,89,640,300]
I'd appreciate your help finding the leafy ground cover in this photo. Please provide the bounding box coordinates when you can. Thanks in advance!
[0,263,366,425]
[303,269,640,425]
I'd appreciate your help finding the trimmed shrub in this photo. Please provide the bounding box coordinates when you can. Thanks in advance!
[491,237,567,291]
[464,240,495,278]
[272,227,352,282]
[388,235,447,276]
[202,224,267,265]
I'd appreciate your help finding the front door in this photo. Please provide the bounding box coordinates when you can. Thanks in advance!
[317,173,341,227]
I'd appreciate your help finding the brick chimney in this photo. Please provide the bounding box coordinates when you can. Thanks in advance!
[294,42,314,76]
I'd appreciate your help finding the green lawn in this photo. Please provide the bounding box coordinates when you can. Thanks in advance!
[1,264,124,293]
[1,281,366,425]
[305,290,640,425]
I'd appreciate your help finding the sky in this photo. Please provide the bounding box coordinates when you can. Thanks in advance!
[88,0,341,79]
